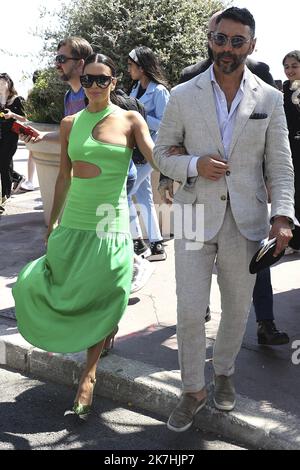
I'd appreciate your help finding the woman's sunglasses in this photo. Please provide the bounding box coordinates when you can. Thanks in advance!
[80,74,115,89]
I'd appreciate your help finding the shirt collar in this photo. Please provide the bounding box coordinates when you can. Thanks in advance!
[210,64,247,93]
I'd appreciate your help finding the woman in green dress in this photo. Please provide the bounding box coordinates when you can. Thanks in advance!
[13,53,156,418]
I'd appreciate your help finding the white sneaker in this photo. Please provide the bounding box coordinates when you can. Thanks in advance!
[131,257,155,294]
[20,181,35,191]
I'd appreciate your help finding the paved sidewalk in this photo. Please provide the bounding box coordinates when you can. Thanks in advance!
[0,146,300,449]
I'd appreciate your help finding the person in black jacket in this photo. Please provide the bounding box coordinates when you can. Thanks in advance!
[179,51,275,86]
[282,50,300,252]
[0,73,27,211]
[158,11,289,346]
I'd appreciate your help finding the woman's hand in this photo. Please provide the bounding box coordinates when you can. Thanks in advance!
[158,177,174,205]
[45,224,55,246]
[166,145,187,156]
[3,109,14,119]
[19,131,44,143]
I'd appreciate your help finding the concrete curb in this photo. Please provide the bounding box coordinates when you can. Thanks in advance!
[0,324,299,450]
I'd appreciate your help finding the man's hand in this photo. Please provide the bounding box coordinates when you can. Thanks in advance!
[197,155,229,181]
[269,216,293,256]
[158,178,174,204]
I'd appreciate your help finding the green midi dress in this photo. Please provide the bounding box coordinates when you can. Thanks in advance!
[13,105,133,353]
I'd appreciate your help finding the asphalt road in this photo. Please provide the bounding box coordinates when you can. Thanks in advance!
[0,366,247,452]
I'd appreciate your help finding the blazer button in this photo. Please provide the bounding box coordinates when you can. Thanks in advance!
[220,195,227,201]
[226,170,231,176]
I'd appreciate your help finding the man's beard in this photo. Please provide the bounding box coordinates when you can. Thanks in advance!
[59,72,71,82]
[213,51,248,74]
[56,67,72,82]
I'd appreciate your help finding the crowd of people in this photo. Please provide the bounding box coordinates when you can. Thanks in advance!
[1,6,299,430]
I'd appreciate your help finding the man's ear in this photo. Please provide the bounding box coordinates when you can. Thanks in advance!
[248,38,257,55]
[77,58,85,73]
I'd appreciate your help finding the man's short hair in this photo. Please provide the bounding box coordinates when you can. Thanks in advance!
[57,36,93,59]
[216,7,256,37]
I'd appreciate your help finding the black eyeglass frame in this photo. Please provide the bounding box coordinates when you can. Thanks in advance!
[55,54,81,64]
[80,74,115,89]
[212,33,252,49]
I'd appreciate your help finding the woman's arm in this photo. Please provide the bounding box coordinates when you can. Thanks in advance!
[4,96,26,122]
[4,110,26,122]
[46,116,73,241]
[146,86,169,132]
[130,111,158,170]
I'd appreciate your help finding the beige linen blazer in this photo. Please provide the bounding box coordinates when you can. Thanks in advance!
[154,66,295,241]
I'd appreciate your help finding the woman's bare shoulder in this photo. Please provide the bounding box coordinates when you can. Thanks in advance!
[60,114,76,131]
[61,114,76,125]
[123,109,144,122]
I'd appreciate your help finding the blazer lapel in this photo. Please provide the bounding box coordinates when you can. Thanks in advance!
[195,70,225,157]
[228,70,258,158]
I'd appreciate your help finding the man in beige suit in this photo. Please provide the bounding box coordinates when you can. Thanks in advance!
[154,7,295,432]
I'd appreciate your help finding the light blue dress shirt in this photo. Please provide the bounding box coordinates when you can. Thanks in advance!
[188,65,246,176]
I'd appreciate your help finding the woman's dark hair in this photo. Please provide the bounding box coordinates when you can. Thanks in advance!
[282,50,300,65]
[129,46,169,89]
[83,53,116,76]
[216,7,256,37]
[0,72,18,102]
[83,53,125,107]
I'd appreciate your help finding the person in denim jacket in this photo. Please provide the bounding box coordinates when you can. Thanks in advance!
[128,46,169,261]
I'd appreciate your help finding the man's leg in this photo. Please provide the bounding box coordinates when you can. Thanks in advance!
[253,268,289,345]
[167,233,216,432]
[213,205,258,409]
[175,236,216,392]
[253,268,273,321]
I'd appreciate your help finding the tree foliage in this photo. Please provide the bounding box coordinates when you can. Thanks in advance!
[25,68,67,123]
[44,0,225,89]
[28,0,226,122]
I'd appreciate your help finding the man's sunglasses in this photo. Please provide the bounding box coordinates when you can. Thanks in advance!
[55,54,81,64]
[80,74,115,89]
[212,33,251,49]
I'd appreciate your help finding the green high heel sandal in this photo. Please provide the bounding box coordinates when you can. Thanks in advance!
[72,376,97,420]
[100,326,119,358]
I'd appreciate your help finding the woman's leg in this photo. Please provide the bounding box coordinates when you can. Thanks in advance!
[27,151,36,184]
[128,163,152,240]
[135,175,162,242]
[74,339,105,406]
[20,151,36,191]
[0,141,17,198]
[129,163,162,242]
